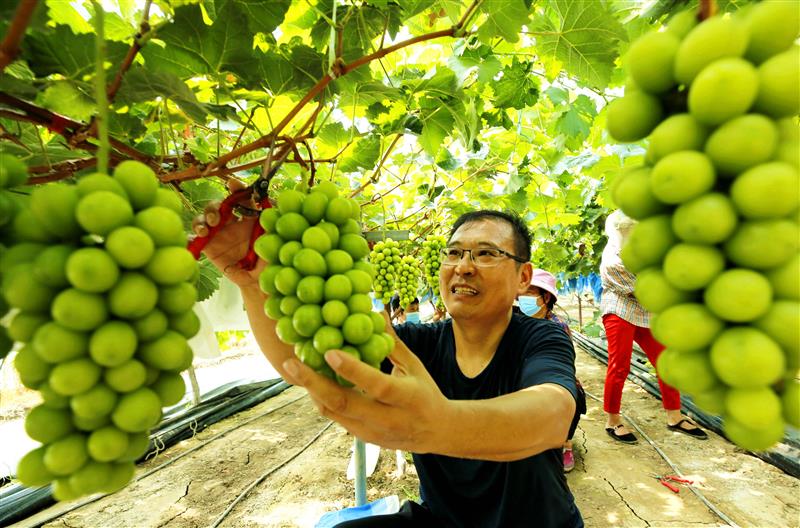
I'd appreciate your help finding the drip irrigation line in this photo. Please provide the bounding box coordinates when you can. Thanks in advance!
[28,393,308,528]
[585,383,740,527]
[210,421,335,528]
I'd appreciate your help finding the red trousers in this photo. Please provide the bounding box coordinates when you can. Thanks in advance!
[602,313,681,414]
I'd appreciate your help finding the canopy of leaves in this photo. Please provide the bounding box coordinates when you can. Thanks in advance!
[0,0,718,285]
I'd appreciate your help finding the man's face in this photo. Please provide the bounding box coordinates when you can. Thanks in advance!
[439,219,531,322]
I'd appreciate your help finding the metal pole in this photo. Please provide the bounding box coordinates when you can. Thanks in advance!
[354,438,367,505]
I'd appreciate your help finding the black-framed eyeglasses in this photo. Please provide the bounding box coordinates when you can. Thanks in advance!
[440,247,527,267]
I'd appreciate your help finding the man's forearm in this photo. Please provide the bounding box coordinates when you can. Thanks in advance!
[437,384,575,462]
[240,285,296,380]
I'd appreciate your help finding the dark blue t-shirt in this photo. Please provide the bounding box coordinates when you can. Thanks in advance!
[391,312,583,528]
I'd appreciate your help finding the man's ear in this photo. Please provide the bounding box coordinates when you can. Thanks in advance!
[517,262,533,296]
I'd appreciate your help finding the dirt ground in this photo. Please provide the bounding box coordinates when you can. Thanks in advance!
[4,298,800,528]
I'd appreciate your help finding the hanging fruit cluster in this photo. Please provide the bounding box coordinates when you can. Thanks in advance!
[3,158,199,500]
[607,1,799,452]
[256,182,394,385]
[420,234,446,310]
[369,238,402,305]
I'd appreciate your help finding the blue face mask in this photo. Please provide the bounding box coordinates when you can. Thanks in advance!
[518,295,541,316]
[405,312,421,324]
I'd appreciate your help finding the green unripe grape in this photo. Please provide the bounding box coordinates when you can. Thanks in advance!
[292,304,324,338]
[30,183,82,240]
[66,247,120,293]
[723,415,784,452]
[71,383,118,419]
[626,31,680,94]
[296,340,325,369]
[754,46,800,118]
[783,380,800,428]
[325,249,354,275]
[24,405,74,444]
[0,153,28,187]
[32,244,74,288]
[104,359,147,393]
[90,321,138,367]
[312,325,344,354]
[259,207,280,233]
[340,218,361,235]
[651,151,716,204]
[158,282,197,315]
[726,387,782,430]
[704,114,778,175]
[710,327,785,388]
[274,266,302,296]
[342,313,373,345]
[724,219,799,269]
[292,248,327,277]
[325,197,352,226]
[744,0,800,63]
[16,447,55,487]
[652,303,724,351]
[169,310,201,338]
[339,234,370,260]
[656,348,717,395]
[730,162,799,219]
[345,269,372,294]
[623,215,675,269]
[76,172,127,198]
[647,114,709,164]
[75,191,134,237]
[674,16,749,85]
[666,9,698,38]
[153,187,184,214]
[100,462,136,494]
[663,243,725,291]
[312,180,339,200]
[606,92,662,142]
[688,58,758,126]
[11,208,56,243]
[296,275,325,304]
[14,344,52,388]
[150,372,186,406]
[317,222,340,247]
[88,425,130,462]
[108,272,159,319]
[275,212,309,241]
[347,294,373,314]
[0,242,45,270]
[705,269,772,322]
[672,193,738,244]
[72,413,110,432]
[113,160,158,210]
[321,300,349,327]
[118,432,150,462]
[753,301,800,369]
[39,381,70,409]
[131,309,168,341]
[301,191,329,224]
[765,254,799,300]
[32,322,88,363]
[255,233,284,265]
[690,385,727,416]
[358,333,391,366]
[302,226,333,254]
[144,247,196,286]
[324,274,353,302]
[258,265,282,295]
[277,189,305,214]
[69,460,112,496]
[276,316,302,344]
[49,357,102,396]
[139,331,190,371]
[3,266,56,312]
[278,240,303,266]
[134,207,186,247]
[44,433,88,476]
[111,388,162,433]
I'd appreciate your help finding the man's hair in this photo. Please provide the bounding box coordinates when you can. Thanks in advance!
[449,210,532,262]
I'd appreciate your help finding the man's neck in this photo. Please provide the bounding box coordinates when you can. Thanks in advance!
[451,310,513,378]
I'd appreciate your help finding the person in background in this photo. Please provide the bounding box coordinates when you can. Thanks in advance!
[389,294,405,324]
[599,211,707,443]
[404,298,421,324]
[201,208,583,527]
[518,269,587,473]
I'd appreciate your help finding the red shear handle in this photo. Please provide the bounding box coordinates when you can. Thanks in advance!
[187,188,253,259]
[659,479,680,493]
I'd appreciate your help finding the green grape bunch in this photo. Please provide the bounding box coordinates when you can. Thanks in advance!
[606,0,799,453]
[255,181,394,385]
[369,238,402,305]
[4,159,199,501]
[0,153,29,360]
[396,255,421,310]
[420,234,446,309]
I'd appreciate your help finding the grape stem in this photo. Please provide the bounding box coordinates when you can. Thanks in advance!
[92,1,110,174]
[698,0,716,21]
[0,0,37,73]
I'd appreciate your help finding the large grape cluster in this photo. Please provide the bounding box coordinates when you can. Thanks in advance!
[369,238,402,305]
[256,181,394,385]
[396,255,421,310]
[420,234,446,308]
[0,153,28,360]
[607,1,799,452]
[3,159,199,500]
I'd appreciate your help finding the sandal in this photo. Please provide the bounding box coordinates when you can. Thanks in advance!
[605,424,638,444]
[667,418,708,440]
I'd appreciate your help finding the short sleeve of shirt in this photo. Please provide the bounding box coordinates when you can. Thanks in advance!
[517,317,578,402]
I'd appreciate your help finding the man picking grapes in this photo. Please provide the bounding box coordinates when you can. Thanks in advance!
[202,208,582,527]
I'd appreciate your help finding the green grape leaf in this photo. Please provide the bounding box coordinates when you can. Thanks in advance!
[493,60,539,109]
[531,0,626,88]
[218,0,291,35]
[419,97,455,157]
[118,65,212,123]
[339,135,381,172]
[447,45,502,87]
[38,81,95,123]
[23,25,128,79]
[140,3,253,79]
[477,0,531,43]
[196,257,223,302]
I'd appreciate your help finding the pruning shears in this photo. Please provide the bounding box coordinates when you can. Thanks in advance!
[186,177,272,270]
[650,473,694,494]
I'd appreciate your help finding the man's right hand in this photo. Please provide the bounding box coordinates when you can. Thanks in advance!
[196,211,265,290]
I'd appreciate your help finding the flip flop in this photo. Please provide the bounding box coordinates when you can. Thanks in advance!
[668,418,708,440]
[605,424,638,444]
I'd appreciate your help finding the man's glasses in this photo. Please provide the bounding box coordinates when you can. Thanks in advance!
[440,247,527,267]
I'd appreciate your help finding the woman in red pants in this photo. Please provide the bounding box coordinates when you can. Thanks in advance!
[599,211,707,443]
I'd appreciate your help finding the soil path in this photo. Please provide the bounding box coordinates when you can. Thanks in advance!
[9,342,800,528]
